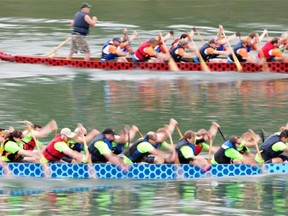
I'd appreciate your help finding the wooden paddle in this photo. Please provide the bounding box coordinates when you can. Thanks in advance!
[193,27,205,44]
[31,132,41,155]
[207,138,213,162]
[24,121,43,157]
[81,132,92,165]
[137,130,143,137]
[255,29,270,72]
[81,132,97,178]
[248,129,263,164]
[165,126,180,164]
[159,33,180,71]
[28,127,51,177]
[176,125,183,139]
[45,37,72,57]
[258,49,270,72]
[222,29,243,72]
[191,39,211,72]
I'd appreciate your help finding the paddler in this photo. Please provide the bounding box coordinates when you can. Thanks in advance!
[1,130,39,163]
[255,129,288,164]
[21,120,58,151]
[133,38,168,63]
[175,130,211,171]
[41,127,87,163]
[211,136,255,165]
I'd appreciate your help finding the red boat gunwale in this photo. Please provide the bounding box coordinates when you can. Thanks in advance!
[1,50,287,73]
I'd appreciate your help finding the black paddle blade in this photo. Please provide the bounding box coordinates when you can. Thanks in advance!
[259,129,265,143]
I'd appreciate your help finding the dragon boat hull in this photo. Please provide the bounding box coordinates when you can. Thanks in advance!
[1,50,287,73]
[0,163,287,179]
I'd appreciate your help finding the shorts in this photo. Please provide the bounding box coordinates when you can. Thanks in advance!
[70,34,90,54]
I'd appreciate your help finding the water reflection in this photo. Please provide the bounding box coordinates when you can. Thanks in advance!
[0,176,287,215]
[0,74,288,142]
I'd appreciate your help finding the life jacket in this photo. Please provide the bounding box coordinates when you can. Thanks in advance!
[88,133,123,163]
[134,41,152,61]
[228,42,246,62]
[22,133,36,151]
[101,40,118,61]
[42,135,66,162]
[170,45,184,62]
[69,141,83,152]
[124,136,152,163]
[259,134,283,161]
[72,11,90,36]
[260,41,274,60]
[23,139,36,151]
[213,140,237,164]
[195,138,206,155]
[2,139,23,162]
[169,38,180,52]
[175,138,196,164]
[199,43,214,61]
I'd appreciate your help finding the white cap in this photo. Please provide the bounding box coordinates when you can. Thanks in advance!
[60,127,76,138]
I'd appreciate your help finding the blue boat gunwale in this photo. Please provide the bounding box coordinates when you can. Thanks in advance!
[0,163,287,179]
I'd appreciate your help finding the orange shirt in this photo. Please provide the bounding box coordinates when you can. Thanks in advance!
[236,48,248,58]
[206,47,215,55]
[175,48,185,56]
[144,47,157,57]
[108,45,117,54]
[269,48,283,57]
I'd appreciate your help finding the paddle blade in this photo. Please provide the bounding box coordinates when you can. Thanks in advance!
[200,58,211,72]
[232,53,243,72]
[168,58,180,71]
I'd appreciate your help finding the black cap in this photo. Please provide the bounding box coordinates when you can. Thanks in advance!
[102,128,117,135]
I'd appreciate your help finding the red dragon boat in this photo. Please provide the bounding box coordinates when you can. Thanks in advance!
[0,50,287,73]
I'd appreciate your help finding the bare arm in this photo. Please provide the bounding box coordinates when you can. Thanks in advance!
[84,15,97,27]
[102,152,123,165]
[115,125,140,144]
[18,149,36,158]
[282,147,288,153]
[74,129,99,144]
[33,120,58,139]
[213,50,230,56]
[259,29,268,42]
[246,54,259,64]
[149,149,170,160]
[62,148,86,163]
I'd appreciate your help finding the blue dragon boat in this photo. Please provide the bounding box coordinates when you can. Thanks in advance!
[0,163,287,179]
